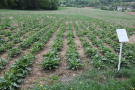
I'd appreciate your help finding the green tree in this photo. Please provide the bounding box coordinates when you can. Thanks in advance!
[0,0,58,10]
[0,0,8,8]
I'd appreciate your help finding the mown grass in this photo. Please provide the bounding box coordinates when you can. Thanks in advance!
[58,7,74,10]
[33,68,135,90]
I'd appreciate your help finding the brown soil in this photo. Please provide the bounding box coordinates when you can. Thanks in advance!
[1,28,10,31]
[126,12,135,15]
[9,16,13,19]
[13,23,18,27]
[0,52,7,60]
[129,34,135,44]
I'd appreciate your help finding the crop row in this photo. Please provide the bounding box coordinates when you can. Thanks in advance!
[0,20,60,70]
[41,23,65,70]
[73,21,123,69]
[0,16,53,47]
[29,20,62,54]
[66,22,84,70]
[0,54,35,90]
[0,18,11,30]
[73,21,106,69]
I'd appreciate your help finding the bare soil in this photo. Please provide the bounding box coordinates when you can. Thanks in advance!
[126,12,135,15]
[129,34,135,44]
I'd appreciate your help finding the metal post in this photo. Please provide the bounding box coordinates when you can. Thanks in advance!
[118,42,123,71]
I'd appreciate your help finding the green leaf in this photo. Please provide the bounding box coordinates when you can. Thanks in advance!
[12,82,20,87]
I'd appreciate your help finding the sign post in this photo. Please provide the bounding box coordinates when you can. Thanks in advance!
[116,29,129,71]
[118,42,123,71]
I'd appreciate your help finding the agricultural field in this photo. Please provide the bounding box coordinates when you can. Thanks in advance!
[0,8,135,90]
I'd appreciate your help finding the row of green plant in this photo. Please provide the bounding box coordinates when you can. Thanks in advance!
[0,54,35,90]
[41,23,65,70]
[0,17,58,70]
[1,20,60,69]
[77,19,135,68]
[66,22,84,70]
[73,22,106,69]
[0,23,52,58]
[12,22,56,55]
[0,36,8,46]
[91,28,135,65]
[10,16,53,41]
[0,42,14,54]
[74,21,121,69]
[1,16,53,47]
[83,17,135,51]
[0,31,12,37]
[0,18,11,30]
[0,16,48,47]
[0,58,7,70]
[29,20,62,54]
[18,22,55,50]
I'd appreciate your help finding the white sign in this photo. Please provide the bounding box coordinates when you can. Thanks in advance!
[116,29,129,42]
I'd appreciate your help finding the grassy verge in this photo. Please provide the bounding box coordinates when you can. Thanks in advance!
[32,67,135,90]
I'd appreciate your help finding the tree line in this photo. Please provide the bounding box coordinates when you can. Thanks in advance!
[0,0,59,10]
[60,0,135,7]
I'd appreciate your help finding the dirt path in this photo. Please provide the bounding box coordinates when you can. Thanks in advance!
[126,12,135,15]
[129,34,135,44]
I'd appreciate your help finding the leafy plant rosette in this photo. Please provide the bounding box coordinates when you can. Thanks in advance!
[29,42,44,54]
[0,58,7,69]
[41,51,60,70]
[8,48,21,58]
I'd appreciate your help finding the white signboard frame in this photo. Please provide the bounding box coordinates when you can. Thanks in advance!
[116,29,129,71]
[116,29,129,42]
